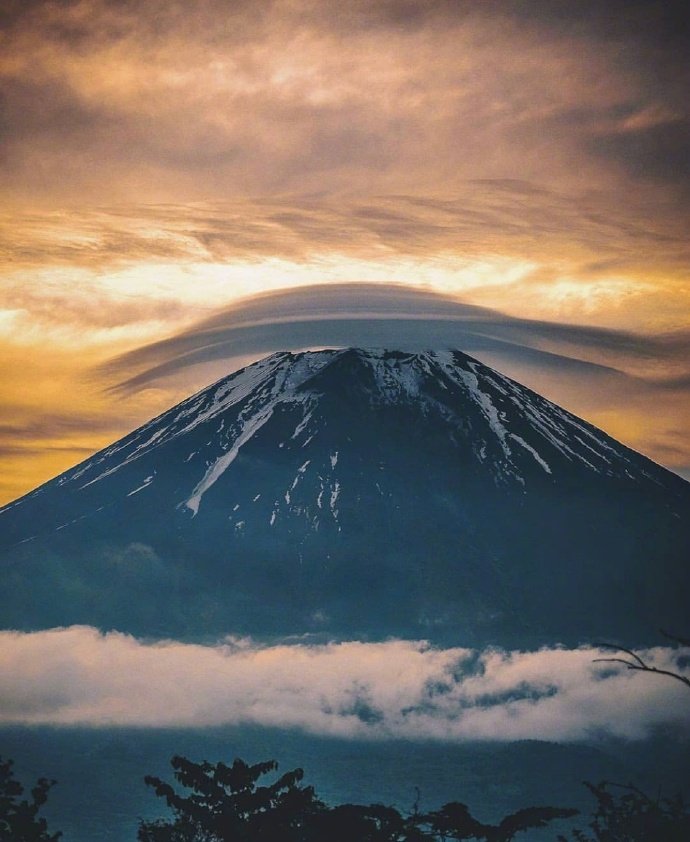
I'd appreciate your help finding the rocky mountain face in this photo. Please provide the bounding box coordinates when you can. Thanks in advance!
[1,348,688,644]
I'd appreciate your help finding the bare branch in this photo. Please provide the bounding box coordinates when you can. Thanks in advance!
[593,639,690,691]
[595,643,648,670]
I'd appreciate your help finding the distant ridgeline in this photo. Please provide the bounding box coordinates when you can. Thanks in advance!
[1,349,688,645]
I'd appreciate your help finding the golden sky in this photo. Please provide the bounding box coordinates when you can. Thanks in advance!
[1,0,689,504]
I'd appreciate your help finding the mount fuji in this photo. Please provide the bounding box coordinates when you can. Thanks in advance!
[1,348,688,644]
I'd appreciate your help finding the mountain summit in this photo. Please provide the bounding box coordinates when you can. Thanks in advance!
[2,349,688,644]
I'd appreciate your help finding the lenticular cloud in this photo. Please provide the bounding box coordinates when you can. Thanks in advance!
[1,627,688,740]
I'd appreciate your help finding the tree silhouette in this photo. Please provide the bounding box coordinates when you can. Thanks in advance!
[139,755,577,842]
[563,630,690,840]
[138,756,324,841]
[426,802,579,841]
[558,782,690,842]
[0,756,61,842]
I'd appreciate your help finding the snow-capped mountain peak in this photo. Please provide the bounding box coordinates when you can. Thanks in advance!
[41,348,669,520]
[1,349,687,645]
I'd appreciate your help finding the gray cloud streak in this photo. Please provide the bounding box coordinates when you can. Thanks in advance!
[0,412,128,439]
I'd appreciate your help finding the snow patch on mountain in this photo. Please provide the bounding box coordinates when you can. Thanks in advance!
[127,475,155,496]
[509,435,552,474]
[185,405,275,516]
[330,480,341,525]
[69,348,636,500]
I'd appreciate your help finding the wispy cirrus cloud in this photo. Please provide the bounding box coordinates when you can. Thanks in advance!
[2,190,687,285]
[1,626,688,740]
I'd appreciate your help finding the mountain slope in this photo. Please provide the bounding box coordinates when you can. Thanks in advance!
[1,349,688,644]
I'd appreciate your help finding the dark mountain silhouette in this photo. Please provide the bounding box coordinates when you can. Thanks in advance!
[1,348,688,644]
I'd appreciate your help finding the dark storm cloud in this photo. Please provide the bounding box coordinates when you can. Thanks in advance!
[656,372,690,390]
[506,0,690,41]
[0,413,125,463]
[0,75,112,142]
[4,0,687,48]
[100,283,690,393]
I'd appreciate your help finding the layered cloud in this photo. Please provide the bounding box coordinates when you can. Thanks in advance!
[3,188,687,364]
[1,626,688,740]
[101,283,690,390]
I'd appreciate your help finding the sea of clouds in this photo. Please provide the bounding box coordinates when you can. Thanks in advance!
[2,627,688,741]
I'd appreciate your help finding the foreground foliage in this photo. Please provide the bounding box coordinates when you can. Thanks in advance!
[138,755,577,842]
[559,781,690,842]
[3,749,689,841]
[0,756,61,842]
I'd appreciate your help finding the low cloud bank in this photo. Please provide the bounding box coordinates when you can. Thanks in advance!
[1,627,688,741]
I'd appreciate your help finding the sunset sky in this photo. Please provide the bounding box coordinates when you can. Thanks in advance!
[1,0,689,505]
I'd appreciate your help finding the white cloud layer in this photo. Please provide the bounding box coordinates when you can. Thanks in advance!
[1,627,688,741]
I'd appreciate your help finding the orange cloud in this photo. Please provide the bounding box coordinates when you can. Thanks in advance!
[1,0,687,202]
